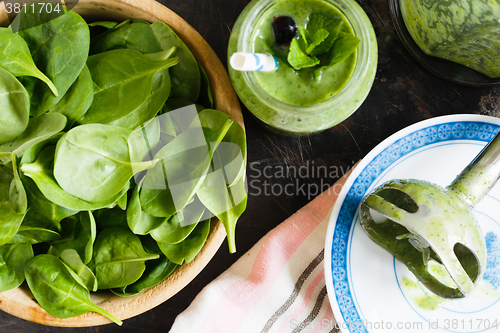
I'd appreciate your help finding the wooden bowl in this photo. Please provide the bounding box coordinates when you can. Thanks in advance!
[0,0,243,327]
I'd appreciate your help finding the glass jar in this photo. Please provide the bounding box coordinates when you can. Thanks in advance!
[228,0,378,134]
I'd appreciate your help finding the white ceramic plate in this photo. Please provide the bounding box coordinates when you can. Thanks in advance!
[325,115,500,333]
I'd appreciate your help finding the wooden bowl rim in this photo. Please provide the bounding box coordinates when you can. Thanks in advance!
[0,0,243,327]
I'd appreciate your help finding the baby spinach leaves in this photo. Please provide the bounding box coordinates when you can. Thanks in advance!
[48,211,96,265]
[18,10,90,116]
[0,112,67,164]
[59,248,98,292]
[23,175,78,230]
[197,165,247,254]
[111,256,177,297]
[0,8,247,324]
[88,21,119,39]
[0,243,33,292]
[0,67,30,145]
[0,158,28,246]
[127,184,168,235]
[10,209,61,244]
[158,218,211,265]
[139,128,212,217]
[90,20,162,55]
[194,110,247,253]
[151,21,201,101]
[80,49,178,125]
[53,124,157,202]
[107,66,172,130]
[94,206,129,230]
[0,28,57,96]
[93,228,159,289]
[21,141,130,211]
[25,254,122,325]
[50,65,93,130]
[150,197,206,244]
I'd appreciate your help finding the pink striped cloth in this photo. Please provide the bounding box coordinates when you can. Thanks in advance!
[169,169,354,333]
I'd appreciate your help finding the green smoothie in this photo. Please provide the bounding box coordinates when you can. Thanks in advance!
[252,0,356,106]
[400,0,500,78]
[228,0,378,133]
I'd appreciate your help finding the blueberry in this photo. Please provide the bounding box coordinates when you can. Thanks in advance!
[272,16,297,46]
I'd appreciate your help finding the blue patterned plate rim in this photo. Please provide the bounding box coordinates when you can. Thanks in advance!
[324,114,500,333]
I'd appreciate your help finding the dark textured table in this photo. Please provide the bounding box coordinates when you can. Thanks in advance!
[2,0,499,332]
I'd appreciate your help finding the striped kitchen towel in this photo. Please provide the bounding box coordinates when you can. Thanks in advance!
[169,168,355,333]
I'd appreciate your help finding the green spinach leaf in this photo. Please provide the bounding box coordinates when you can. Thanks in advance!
[127,184,168,235]
[108,67,172,130]
[18,10,90,116]
[0,112,66,164]
[48,211,96,265]
[111,256,176,297]
[0,157,28,246]
[89,21,119,39]
[59,248,98,292]
[50,65,93,130]
[80,49,178,125]
[194,109,234,153]
[197,109,247,185]
[139,128,212,217]
[53,124,157,203]
[25,254,122,325]
[163,98,205,114]
[0,67,30,145]
[157,218,210,265]
[22,175,78,231]
[151,21,201,101]
[197,157,247,254]
[128,117,161,165]
[150,196,205,244]
[10,209,61,244]
[93,227,159,289]
[90,20,161,55]
[197,63,213,109]
[0,27,57,96]
[21,141,130,211]
[0,243,33,292]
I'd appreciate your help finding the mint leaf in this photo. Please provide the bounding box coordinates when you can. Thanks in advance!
[284,14,356,71]
[322,32,360,67]
[297,25,329,55]
[297,25,310,44]
[287,39,320,70]
[308,14,343,56]
[306,29,329,54]
[314,32,360,79]
[307,14,326,34]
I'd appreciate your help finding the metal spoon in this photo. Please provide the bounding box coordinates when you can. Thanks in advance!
[359,131,500,298]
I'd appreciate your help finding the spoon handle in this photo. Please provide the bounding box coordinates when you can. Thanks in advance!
[449,131,500,207]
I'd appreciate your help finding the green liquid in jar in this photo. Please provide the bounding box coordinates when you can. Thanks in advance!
[251,0,357,106]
